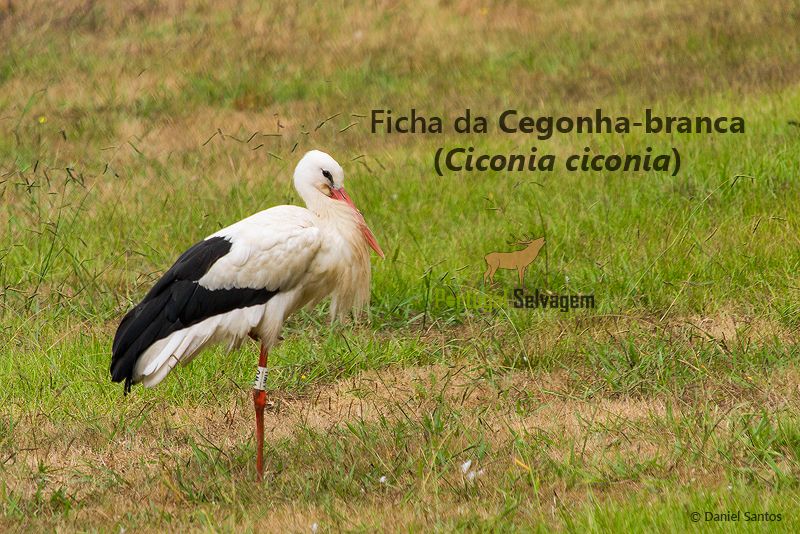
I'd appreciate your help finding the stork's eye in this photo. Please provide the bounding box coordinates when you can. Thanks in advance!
[322,169,333,184]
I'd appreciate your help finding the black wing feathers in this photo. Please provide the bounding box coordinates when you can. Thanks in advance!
[110,236,277,393]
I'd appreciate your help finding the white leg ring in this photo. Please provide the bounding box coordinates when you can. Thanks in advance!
[254,366,268,391]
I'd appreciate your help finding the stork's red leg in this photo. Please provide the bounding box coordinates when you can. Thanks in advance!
[253,343,268,481]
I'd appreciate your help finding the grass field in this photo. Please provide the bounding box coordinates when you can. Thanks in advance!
[3,0,800,531]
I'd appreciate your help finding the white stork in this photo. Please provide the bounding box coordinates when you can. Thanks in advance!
[110,150,384,479]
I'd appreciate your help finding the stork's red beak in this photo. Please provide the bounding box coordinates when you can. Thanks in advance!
[330,187,385,258]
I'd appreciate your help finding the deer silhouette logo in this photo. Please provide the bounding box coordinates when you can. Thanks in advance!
[484,237,545,287]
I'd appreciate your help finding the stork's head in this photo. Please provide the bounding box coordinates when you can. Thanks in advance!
[294,150,384,258]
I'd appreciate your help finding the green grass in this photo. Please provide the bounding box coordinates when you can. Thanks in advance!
[2,0,800,531]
